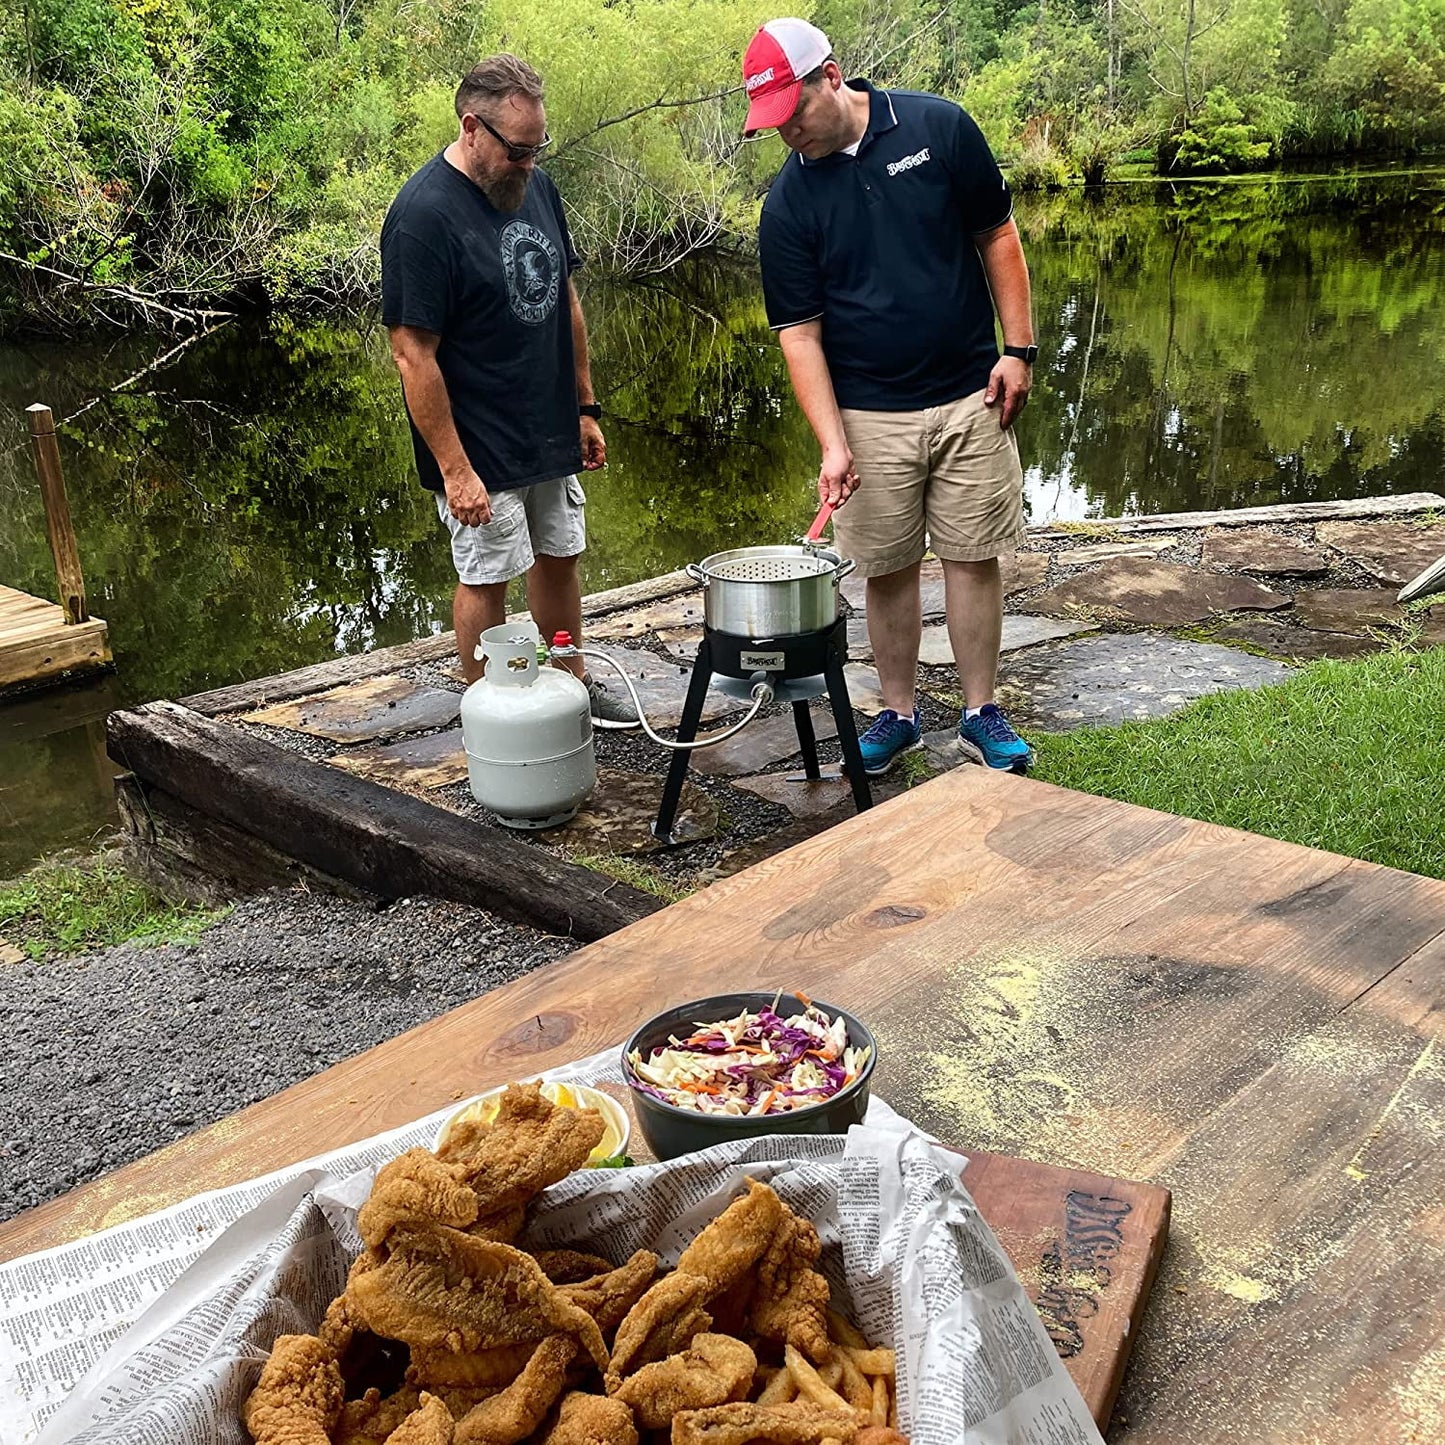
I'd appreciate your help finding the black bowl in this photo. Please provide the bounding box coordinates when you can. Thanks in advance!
[621,992,877,1161]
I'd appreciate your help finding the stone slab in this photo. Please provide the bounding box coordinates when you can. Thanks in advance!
[997,632,1293,732]
[656,628,705,663]
[326,727,469,790]
[1054,538,1180,567]
[917,615,1097,668]
[843,663,887,714]
[587,592,706,640]
[239,675,461,744]
[1292,588,1445,644]
[689,705,839,777]
[920,726,983,772]
[1316,520,1445,586]
[1002,551,1051,595]
[729,769,905,821]
[695,811,855,885]
[553,766,716,853]
[1020,558,1289,627]
[1206,618,1381,662]
[1030,492,1445,533]
[846,616,873,662]
[586,645,736,727]
[1200,527,1327,576]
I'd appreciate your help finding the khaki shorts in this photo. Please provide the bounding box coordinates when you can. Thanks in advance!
[436,474,586,586]
[835,389,1024,577]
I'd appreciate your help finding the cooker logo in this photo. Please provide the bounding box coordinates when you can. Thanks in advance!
[746,67,775,92]
[499,220,560,326]
[887,147,931,178]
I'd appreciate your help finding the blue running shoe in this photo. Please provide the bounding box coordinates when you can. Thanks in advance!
[857,707,922,775]
[959,703,1032,772]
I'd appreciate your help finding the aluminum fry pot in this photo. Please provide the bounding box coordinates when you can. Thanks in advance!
[686,545,855,637]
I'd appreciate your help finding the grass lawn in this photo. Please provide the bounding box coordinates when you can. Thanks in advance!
[1031,645,1445,881]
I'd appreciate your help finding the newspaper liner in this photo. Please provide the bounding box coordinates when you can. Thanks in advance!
[0,1048,1104,1445]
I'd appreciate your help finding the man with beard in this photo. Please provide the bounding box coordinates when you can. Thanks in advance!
[381,54,637,722]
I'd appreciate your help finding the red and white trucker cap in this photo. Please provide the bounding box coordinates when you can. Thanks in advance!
[742,18,832,135]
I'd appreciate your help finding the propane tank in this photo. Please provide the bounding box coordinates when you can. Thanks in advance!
[460,624,595,829]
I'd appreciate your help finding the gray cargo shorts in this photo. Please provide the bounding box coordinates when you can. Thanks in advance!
[435,474,586,586]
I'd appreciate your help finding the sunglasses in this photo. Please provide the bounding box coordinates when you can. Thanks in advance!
[470,113,552,163]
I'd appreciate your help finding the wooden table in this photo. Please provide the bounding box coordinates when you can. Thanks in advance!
[2,768,1441,1441]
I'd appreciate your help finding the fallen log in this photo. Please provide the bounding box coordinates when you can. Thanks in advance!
[107,701,664,941]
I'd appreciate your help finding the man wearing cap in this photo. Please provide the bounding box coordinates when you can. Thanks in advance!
[745,19,1035,773]
[382,53,636,724]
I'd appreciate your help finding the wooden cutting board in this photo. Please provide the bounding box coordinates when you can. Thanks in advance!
[961,1150,1170,1431]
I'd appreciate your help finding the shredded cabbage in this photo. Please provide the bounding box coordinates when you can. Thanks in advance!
[626,998,870,1116]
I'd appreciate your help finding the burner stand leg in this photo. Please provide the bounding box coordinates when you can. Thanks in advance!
[653,636,714,842]
[792,700,821,780]
[824,641,872,813]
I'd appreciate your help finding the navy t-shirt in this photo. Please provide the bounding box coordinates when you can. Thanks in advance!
[759,83,1013,412]
[381,153,582,492]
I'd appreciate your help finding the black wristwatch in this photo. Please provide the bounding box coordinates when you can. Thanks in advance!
[1003,344,1039,365]
[579,403,602,420]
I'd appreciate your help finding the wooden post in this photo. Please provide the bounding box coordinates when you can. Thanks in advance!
[26,402,88,624]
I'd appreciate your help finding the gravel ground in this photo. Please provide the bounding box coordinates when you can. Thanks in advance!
[0,888,575,1224]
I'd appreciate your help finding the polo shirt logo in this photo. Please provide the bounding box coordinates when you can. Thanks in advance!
[747,67,775,92]
[887,147,931,177]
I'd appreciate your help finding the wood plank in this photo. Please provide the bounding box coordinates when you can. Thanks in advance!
[0,616,111,694]
[1031,492,1445,535]
[106,701,662,941]
[181,570,698,717]
[3,769,1442,1439]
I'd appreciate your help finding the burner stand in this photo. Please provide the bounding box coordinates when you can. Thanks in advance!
[653,616,871,843]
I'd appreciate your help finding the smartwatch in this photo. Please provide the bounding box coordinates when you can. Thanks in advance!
[1002,345,1039,365]
[579,403,602,420]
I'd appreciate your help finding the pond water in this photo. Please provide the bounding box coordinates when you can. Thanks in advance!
[3,167,1444,874]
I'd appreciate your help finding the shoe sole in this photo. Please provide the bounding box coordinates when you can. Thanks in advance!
[861,739,923,776]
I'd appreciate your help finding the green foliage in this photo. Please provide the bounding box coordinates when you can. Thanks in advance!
[0,855,224,958]
[1,0,1443,319]
[1173,89,1273,173]
[1033,647,1445,881]
[569,853,692,903]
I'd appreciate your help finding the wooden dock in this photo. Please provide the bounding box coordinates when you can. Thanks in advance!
[0,583,110,695]
[0,403,112,696]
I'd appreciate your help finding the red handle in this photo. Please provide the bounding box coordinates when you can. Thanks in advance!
[805,500,836,542]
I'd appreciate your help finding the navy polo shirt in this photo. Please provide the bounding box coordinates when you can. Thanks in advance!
[759,82,1013,412]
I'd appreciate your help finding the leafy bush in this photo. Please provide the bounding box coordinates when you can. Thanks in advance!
[1173,89,1272,173]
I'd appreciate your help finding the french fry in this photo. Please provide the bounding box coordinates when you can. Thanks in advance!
[847,1346,896,1377]
[889,1384,899,1430]
[786,1344,854,1413]
[820,1358,844,1389]
[838,1349,873,1412]
[826,1307,870,1350]
[870,1374,890,1426]
[757,1366,796,1406]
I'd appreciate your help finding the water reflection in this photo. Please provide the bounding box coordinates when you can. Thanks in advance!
[1,169,1442,869]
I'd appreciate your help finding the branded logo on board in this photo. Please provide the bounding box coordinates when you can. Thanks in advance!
[499,220,560,326]
[887,147,932,177]
[746,67,775,91]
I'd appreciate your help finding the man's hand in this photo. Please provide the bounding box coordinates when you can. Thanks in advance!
[818,445,860,507]
[580,416,607,471]
[445,466,491,527]
[983,356,1032,431]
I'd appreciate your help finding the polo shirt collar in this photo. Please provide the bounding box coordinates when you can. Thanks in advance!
[798,78,898,167]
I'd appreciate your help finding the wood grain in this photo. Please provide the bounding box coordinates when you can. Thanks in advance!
[1,767,1440,1441]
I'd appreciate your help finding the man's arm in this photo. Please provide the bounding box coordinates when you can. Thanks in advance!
[388,325,491,526]
[778,321,859,507]
[975,218,1035,431]
[568,278,606,471]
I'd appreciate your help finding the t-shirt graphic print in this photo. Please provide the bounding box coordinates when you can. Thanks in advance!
[501,220,562,326]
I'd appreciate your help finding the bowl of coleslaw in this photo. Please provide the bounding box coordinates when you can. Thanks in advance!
[621,991,876,1160]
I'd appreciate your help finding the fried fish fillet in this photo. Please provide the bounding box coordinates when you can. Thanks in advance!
[407,1341,535,1390]
[533,1249,616,1284]
[383,1393,456,1445]
[437,1083,606,1242]
[242,1334,344,1445]
[452,1335,578,1445]
[347,1230,608,1370]
[359,1150,481,1250]
[559,1250,659,1339]
[611,1333,756,1431]
[670,1402,860,1445]
[537,1391,640,1445]
[608,1271,713,1381]
[745,1212,831,1363]
[674,1180,787,1293]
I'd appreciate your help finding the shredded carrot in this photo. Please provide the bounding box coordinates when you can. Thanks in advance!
[794,989,813,1008]
[758,1089,778,1112]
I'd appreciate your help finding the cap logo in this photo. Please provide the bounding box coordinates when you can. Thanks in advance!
[746,66,775,92]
